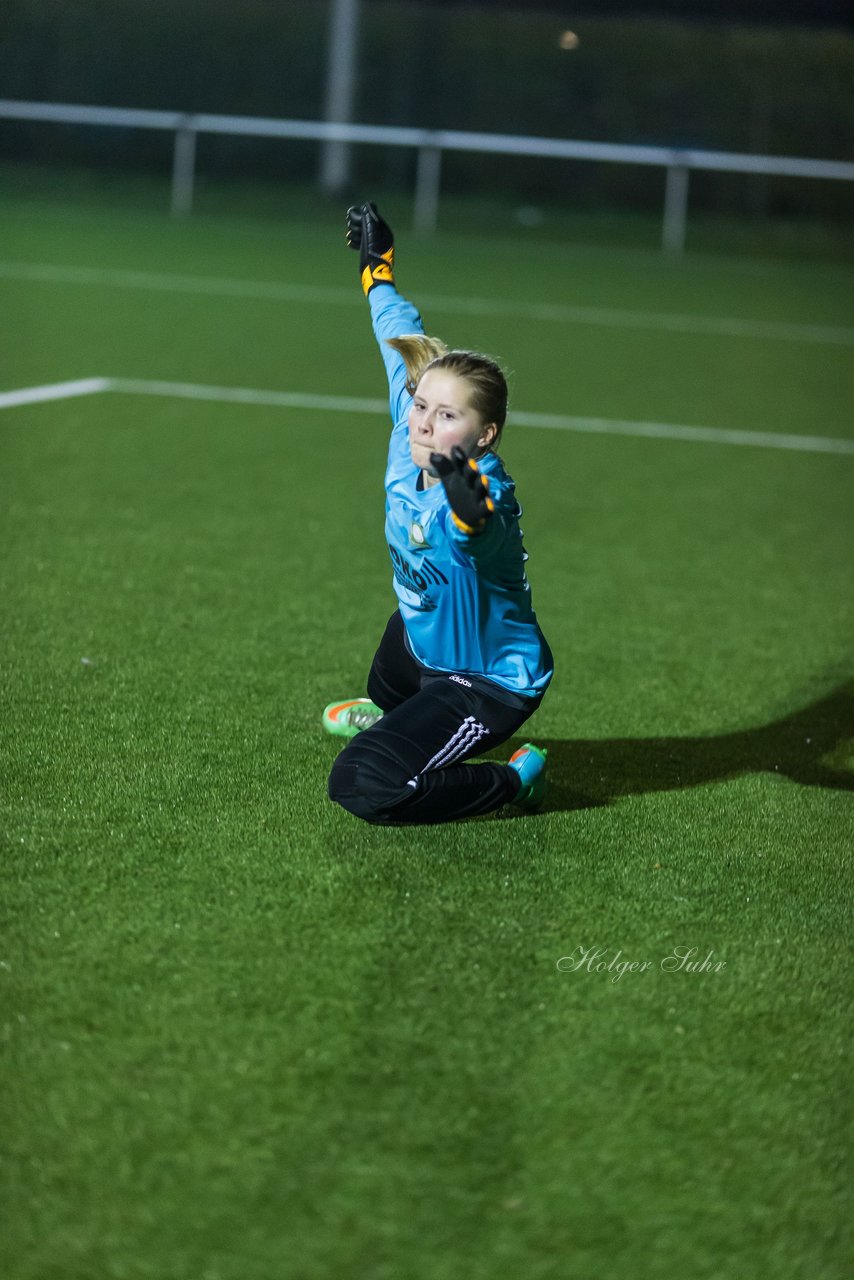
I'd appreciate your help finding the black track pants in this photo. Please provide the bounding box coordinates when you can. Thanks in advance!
[328,611,542,825]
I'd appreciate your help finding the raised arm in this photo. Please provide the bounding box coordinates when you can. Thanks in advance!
[346,202,425,426]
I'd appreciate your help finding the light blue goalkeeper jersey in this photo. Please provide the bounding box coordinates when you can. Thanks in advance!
[369,284,553,702]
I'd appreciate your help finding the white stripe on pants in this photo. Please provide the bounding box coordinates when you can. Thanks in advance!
[420,715,490,775]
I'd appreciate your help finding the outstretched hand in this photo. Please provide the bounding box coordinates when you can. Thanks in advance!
[430,445,495,535]
[346,202,395,295]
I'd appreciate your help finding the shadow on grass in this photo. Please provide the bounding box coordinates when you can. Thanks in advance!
[504,683,854,812]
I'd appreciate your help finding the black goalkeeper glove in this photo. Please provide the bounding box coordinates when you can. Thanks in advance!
[430,445,496,535]
[346,202,395,295]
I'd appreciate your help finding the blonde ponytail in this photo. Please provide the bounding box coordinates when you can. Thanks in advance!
[385,334,449,395]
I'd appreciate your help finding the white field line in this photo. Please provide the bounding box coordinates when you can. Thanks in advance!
[510,409,854,455]
[0,376,109,409]
[107,377,389,416]
[2,259,853,348]
[5,375,849,456]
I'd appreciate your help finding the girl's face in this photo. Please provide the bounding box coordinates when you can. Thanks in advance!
[408,368,496,482]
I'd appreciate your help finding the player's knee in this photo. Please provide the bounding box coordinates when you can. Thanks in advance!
[327,753,407,825]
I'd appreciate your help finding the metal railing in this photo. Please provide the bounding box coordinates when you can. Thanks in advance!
[3,98,853,254]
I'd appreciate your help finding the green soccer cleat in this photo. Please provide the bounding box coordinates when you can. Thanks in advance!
[322,698,384,738]
[508,743,548,810]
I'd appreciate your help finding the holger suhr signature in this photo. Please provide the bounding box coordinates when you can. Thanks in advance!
[557,946,727,983]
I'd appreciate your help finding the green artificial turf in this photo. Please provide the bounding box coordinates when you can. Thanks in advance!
[1,180,852,1280]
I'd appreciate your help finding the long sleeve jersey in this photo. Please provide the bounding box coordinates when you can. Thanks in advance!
[369,283,554,703]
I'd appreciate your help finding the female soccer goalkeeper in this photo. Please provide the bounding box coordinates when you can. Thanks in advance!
[324,202,553,824]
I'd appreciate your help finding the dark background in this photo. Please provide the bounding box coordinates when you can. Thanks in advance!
[424,0,851,21]
[2,0,852,223]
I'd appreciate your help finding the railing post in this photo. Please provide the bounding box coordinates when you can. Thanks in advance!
[319,0,361,193]
[662,162,689,255]
[171,117,197,216]
[414,143,442,234]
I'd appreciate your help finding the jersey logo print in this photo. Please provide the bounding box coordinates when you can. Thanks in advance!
[389,544,448,611]
[408,520,431,550]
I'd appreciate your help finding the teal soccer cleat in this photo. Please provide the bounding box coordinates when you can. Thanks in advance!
[322,698,384,738]
[508,743,548,810]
